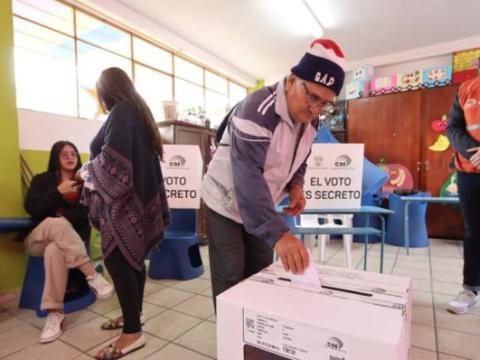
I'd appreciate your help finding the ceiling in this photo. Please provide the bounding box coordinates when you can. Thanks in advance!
[116,0,480,83]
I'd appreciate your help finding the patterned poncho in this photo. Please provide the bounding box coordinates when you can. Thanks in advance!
[82,102,170,271]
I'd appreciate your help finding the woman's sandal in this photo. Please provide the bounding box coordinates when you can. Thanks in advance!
[101,315,146,330]
[94,334,146,360]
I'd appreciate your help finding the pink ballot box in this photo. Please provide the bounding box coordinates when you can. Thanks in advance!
[217,263,412,360]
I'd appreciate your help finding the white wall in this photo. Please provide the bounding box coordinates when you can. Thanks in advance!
[18,109,103,153]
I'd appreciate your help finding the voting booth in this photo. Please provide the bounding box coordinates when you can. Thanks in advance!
[148,145,205,280]
[217,262,412,360]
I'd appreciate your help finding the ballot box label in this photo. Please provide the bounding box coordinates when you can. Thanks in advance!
[243,308,351,360]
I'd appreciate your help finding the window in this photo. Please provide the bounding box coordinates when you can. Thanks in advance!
[174,56,203,85]
[13,17,77,116]
[206,70,227,94]
[175,78,204,119]
[133,37,172,74]
[205,90,228,128]
[76,11,131,58]
[77,41,132,119]
[13,0,74,36]
[229,81,248,107]
[12,0,248,120]
[135,64,173,122]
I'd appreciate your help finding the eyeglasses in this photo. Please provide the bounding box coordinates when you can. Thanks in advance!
[302,81,335,109]
[60,152,78,159]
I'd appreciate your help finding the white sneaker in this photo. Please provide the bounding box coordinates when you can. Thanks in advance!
[40,312,64,344]
[87,273,115,299]
[447,290,480,314]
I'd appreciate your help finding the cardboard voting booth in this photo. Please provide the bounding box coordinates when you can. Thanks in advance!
[161,145,203,209]
[217,262,411,360]
[304,143,364,210]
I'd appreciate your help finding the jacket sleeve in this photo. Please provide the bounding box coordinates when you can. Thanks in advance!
[230,115,289,248]
[24,174,63,219]
[446,93,480,159]
[88,103,135,205]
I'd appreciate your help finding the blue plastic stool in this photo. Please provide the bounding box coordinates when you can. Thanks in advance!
[148,209,204,280]
[353,193,383,243]
[386,191,429,248]
[19,256,96,317]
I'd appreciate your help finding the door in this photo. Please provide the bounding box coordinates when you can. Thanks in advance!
[348,91,422,185]
[420,86,464,239]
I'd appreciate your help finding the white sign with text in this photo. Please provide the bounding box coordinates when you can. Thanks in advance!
[161,145,203,209]
[304,143,364,209]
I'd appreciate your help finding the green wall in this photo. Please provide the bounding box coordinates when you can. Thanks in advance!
[0,0,26,294]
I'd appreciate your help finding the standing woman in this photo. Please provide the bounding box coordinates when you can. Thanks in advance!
[81,67,170,359]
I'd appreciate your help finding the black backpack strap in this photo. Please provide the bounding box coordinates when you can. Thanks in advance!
[216,104,238,145]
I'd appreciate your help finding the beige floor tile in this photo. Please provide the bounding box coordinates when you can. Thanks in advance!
[146,343,211,360]
[432,264,463,275]
[438,328,480,360]
[201,288,213,298]
[146,278,180,287]
[432,271,463,285]
[430,256,463,266]
[0,323,41,358]
[397,254,430,263]
[395,260,430,271]
[199,267,211,280]
[87,296,121,315]
[412,305,434,326]
[87,333,167,359]
[411,324,436,351]
[144,281,165,297]
[0,311,25,332]
[8,308,45,330]
[393,267,431,280]
[411,279,432,292]
[412,291,434,307]
[63,310,100,331]
[104,301,165,323]
[72,355,95,360]
[208,314,216,323]
[62,316,121,351]
[433,281,464,296]
[174,321,216,358]
[408,346,437,360]
[3,340,82,360]
[173,278,211,294]
[430,248,462,259]
[438,353,472,359]
[174,295,215,319]
[436,310,480,336]
[143,310,201,341]
[144,288,195,308]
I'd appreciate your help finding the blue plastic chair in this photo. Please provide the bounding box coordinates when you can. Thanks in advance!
[19,236,96,318]
[386,191,430,248]
[148,209,204,280]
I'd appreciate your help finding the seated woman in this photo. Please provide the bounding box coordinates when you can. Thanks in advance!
[24,140,114,344]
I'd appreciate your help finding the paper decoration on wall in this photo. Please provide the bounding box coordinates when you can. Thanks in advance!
[423,66,452,87]
[398,70,423,91]
[378,163,414,192]
[452,48,480,84]
[431,114,447,132]
[440,172,458,197]
[428,134,450,152]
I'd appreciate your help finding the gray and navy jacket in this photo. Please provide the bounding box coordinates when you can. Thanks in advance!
[202,78,319,247]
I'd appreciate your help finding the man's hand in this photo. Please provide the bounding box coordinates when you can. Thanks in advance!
[467,147,480,169]
[274,233,309,274]
[283,185,306,216]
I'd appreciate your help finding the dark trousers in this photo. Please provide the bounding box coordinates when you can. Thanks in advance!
[104,247,146,333]
[457,171,480,291]
[206,207,273,309]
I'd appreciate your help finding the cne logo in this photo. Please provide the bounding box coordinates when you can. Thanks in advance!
[326,337,344,351]
[334,155,352,167]
[169,155,186,167]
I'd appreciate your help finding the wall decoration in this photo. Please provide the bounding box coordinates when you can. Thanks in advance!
[431,114,447,132]
[378,163,414,192]
[353,65,374,81]
[370,75,397,96]
[428,134,450,152]
[423,66,452,88]
[346,80,369,100]
[440,172,458,197]
[397,70,423,91]
[452,48,480,84]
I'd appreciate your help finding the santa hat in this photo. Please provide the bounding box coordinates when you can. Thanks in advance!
[291,39,346,95]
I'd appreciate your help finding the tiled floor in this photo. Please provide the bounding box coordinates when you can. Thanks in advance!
[0,239,478,359]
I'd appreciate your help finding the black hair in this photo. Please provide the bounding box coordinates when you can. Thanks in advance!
[47,141,82,173]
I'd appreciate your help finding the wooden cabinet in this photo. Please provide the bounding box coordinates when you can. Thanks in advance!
[348,86,464,239]
[157,121,216,242]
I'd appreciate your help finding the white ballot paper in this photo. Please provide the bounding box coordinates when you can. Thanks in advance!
[289,250,320,288]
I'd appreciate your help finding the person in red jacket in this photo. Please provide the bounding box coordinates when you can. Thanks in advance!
[24,141,114,343]
[446,76,480,314]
